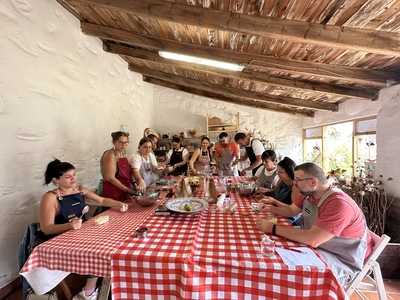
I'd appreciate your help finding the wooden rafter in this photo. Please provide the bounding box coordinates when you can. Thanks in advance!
[70,0,400,57]
[129,63,319,115]
[143,76,314,117]
[82,22,398,88]
[105,42,338,111]
[97,34,377,100]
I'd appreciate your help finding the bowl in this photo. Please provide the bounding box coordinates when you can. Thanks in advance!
[135,191,160,206]
[238,183,256,196]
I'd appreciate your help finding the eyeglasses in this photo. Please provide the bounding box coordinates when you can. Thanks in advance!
[294,177,314,182]
[118,140,129,145]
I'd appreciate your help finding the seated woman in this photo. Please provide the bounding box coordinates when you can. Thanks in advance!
[189,136,212,175]
[165,136,189,176]
[40,159,127,300]
[131,137,160,192]
[100,131,135,201]
[270,157,297,205]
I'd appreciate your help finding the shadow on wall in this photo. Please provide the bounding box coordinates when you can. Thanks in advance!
[155,106,206,135]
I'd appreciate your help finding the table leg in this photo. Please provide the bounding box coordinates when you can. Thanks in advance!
[97,278,110,300]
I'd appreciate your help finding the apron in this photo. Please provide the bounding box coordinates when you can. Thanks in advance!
[140,155,158,186]
[245,139,262,175]
[169,148,188,176]
[54,192,87,224]
[195,150,211,175]
[302,187,368,286]
[256,167,278,189]
[219,145,235,176]
[102,157,132,201]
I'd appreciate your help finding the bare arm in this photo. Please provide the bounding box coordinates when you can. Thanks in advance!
[39,192,75,235]
[245,155,262,172]
[132,167,146,192]
[82,187,127,211]
[261,197,302,217]
[258,218,335,248]
[189,149,200,173]
[101,151,132,193]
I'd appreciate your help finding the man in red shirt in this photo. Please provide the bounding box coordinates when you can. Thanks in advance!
[214,132,240,176]
[257,162,374,287]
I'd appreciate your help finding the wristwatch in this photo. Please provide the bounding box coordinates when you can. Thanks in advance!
[272,224,277,236]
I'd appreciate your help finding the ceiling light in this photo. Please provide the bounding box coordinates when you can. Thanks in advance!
[159,51,244,72]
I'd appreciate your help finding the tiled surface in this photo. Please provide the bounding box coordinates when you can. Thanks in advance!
[350,279,400,300]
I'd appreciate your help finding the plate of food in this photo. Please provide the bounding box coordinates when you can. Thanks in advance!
[165,197,208,214]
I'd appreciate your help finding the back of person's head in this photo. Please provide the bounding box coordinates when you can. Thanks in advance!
[234,132,246,142]
[44,159,75,185]
[172,136,181,144]
[295,162,327,184]
[278,157,296,180]
[218,132,228,140]
[111,131,129,142]
[261,150,277,162]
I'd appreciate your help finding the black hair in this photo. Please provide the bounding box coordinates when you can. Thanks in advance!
[172,136,181,144]
[218,132,228,139]
[111,131,129,142]
[201,136,210,143]
[295,162,327,184]
[147,134,158,141]
[234,132,246,142]
[138,137,153,148]
[278,157,296,180]
[261,150,277,162]
[44,159,75,185]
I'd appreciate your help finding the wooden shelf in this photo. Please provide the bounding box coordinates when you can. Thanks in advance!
[206,113,239,140]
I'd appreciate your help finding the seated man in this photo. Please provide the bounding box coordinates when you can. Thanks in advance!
[257,162,374,287]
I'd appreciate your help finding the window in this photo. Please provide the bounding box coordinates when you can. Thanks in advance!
[303,117,376,178]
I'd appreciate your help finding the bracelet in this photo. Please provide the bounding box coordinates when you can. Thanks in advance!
[272,224,277,236]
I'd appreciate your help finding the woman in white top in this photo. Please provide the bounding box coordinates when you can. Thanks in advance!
[131,137,159,192]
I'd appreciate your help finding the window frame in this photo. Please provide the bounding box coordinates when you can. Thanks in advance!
[303,116,376,177]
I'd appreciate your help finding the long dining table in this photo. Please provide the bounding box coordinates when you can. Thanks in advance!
[21,177,345,299]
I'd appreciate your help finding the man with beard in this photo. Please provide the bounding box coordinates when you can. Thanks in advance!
[257,162,375,287]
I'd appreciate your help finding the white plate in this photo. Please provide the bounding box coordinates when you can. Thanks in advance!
[165,197,208,214]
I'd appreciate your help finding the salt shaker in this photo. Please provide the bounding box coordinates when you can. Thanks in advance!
[259,234,275,257]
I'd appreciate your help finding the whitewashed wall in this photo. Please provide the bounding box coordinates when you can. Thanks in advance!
[376,85,400,198]
[302,99,381,128]
[152,86,305,163]
[0,0,154,287]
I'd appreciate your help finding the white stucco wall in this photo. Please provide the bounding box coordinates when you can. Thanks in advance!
[302,99,381,128]
[0,0,154,287]
[376,85,400,198]
[152,86,305,163]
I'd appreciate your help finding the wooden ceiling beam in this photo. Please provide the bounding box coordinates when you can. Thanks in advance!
[71,0,400,57]
[143,76,314,117]
[128,63,319,115]
[83,22,398,88]
[102,40,375,101]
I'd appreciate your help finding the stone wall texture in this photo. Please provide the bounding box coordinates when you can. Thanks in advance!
[0,0,154,287]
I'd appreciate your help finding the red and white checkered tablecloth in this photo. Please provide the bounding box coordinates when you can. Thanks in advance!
[111,177,345,300]
[21,200,161,279]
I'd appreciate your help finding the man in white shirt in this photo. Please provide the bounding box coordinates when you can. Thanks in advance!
[234,132,265,176]
[165,136,190,176]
